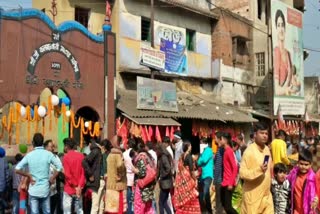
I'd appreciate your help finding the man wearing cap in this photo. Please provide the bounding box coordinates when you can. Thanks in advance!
[172,131,183,171]
[15,133,63,214]
[0,147,9,213]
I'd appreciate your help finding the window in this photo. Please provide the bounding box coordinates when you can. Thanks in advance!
[255,52,265,76]
[186,29,196,51]
[141,17,151,42]
[75,7,90,28]
[257,0,262,20]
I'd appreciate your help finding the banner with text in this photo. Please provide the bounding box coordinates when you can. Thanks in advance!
[272,0,304,115]
[155,22,188,75]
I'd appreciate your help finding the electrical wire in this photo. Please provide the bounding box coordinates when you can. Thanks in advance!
[304,47,320,53]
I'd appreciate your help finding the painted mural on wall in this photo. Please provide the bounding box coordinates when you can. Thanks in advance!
[137,76,178,112]
[155,23,188,75]
[271,0,305,115]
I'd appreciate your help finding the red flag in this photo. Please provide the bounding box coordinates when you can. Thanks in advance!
[170,126,175,141]
[148,126,154,141]
[145,126,151,142]
[140,125,147,143]
[155,126,162,143]
[165,126,170,138]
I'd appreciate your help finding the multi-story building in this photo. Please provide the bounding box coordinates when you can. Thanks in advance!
[33,0,105,35]
[16,0,257,144]
[214,0,305,118]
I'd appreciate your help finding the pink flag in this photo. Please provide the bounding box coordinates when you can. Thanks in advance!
[148,126,154,141]
[155,126,162,143]
[165,126,170,138]
[170,126,175,141]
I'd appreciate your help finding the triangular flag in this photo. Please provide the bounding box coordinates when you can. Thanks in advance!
[140,125,147,143]
[155,126,162,143]
[170,126,175,141]
[148,126,154,141]
[144,126,150,142]
[165,126,170,138]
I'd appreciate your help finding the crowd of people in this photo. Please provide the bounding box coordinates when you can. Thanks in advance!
[0,122,320,214]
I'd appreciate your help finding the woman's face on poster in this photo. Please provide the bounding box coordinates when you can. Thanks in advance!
[277,16,285,42]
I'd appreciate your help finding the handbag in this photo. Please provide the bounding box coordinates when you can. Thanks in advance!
[136,153,157,189]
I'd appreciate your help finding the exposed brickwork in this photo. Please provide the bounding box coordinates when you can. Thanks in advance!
[214,0,251,19]
[212,9,253,69]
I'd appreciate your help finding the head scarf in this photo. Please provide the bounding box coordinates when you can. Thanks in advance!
[0,147,5,158]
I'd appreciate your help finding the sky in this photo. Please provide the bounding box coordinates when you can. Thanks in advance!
[0,0,318,77]
[0,0,31,10]
[303,0,320,77]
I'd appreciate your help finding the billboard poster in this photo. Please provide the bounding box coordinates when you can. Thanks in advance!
[137,76,178,112]
[318,77,320,115]
[155,23,188,75]
[272,0,305,115]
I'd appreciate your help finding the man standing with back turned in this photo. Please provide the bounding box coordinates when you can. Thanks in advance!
[15,133,62,214]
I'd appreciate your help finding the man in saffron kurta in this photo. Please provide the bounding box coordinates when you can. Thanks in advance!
[239,123,274,214]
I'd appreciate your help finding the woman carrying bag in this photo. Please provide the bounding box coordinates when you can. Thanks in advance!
[157,144,174,214]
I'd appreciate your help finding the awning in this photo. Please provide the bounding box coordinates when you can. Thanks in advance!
[241,108,271,119]
[122,113,180,126]
[117,89,258,123]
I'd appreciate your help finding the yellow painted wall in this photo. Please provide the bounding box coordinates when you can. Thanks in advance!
[32,0,105,35]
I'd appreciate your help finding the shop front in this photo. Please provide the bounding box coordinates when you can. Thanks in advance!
[117,86,257,152]
[0,9,115,153]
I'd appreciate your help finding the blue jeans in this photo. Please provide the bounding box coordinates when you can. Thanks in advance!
[12,190,20,214]
[159,189,171,214]
[200,178,212,213]
[29,194,50,214]
[127,186,133,214]
[0,191,6,214]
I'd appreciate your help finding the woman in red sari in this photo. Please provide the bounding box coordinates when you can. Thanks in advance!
[173,142,201,214]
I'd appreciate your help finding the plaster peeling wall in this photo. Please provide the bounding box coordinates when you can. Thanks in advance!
[213,61,251,105]
[118,3,212,78]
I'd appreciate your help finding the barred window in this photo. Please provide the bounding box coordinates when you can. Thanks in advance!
[256,52,265,76]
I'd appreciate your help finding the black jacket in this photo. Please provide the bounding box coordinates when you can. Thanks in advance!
[82,143,102,192]
[158,151,173,190]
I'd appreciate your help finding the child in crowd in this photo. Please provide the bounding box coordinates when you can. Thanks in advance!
[287,149,318,214]
[271,163,291,214]
[12,153,23,214]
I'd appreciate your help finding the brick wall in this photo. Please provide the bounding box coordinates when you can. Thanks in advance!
[214,0,251,19]
[212,9,253,69]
